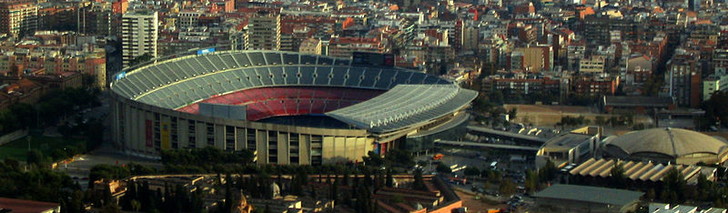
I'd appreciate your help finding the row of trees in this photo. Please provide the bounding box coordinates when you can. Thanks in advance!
[524,161,557,195]
[700,91,728,130]
[594,114,635,127]
[107,164,405,213]
[22,121,105,169]
[556,115,590,128]
[0,86,100,134]
[89,149,427,213]
[361,149,415,169]
[462,167,505,182]
[0,85,106,212]
[0,159,86,212]
[117,180,205,213]
[558,114,636,128]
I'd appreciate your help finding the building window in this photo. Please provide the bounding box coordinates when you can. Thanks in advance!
[246,128,256,150]
[311,135,322,165]
[206,123,214,146]
[188,121,196,148]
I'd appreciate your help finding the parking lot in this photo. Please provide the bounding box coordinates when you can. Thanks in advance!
[414,146,537,211]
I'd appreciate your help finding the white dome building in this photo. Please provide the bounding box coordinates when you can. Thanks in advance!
[602,128,728,165]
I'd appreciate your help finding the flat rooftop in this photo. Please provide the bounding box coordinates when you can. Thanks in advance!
[534,184,644,206]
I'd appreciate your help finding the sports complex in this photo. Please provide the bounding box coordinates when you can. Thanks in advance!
[109,50,477,165]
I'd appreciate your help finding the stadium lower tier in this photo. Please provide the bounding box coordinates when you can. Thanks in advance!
[176,86,386,121]
[112,91,397,165]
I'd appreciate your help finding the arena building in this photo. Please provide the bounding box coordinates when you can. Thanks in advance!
[602,127,728,165]
[109,50,477,165]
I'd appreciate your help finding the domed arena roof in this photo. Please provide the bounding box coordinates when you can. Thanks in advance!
[603,128,728,164]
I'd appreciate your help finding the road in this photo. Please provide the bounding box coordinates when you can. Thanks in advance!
[56,91,163,189]
[435,140,540,151]
[58,140,163,189]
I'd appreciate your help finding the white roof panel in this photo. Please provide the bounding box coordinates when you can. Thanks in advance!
[326,84,477,133]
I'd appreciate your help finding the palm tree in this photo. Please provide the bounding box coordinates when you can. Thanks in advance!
[131,199,141,212]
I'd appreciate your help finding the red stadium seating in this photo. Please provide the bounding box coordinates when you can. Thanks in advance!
[310,99,326,114]
[283,100,299,115]
[177,86,385,121]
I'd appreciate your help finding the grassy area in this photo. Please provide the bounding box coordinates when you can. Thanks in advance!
[0,136,85,161]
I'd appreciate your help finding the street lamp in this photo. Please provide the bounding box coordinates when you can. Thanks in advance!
[26,136,32,151]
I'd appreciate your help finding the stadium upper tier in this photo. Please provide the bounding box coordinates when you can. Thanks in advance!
[110,50,476,133]
[111,51,451,110]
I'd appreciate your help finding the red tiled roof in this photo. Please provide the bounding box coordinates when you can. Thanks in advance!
[280,24,294,34]
[282,16,336,24]
[0,197,59,213]
[329,37,380,44]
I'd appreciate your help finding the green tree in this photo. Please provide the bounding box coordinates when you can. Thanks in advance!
[646,188,656,201]
[695,173,712,201]
[595,116,606,126]
[100,203,122,213]
[412,169,426,190]
[362,151,384,167]
[610,162,627,188]
[538,160,557,183]
[642,77,663,96]
[331,178,339,201]
[508,108,518,120]
[129,53,154,67]
[436,163,452,174]
[499,179,517,197]
[486,169,502,183]
[463,167,480,177]
[131,199,141,212]
[472,95,494,114]
[26,149,48,168]
[291,169,308,196]
[489,90,505,105]
[384,149,414,167]
[385,169,394,188]
[89,164,131,188]
[662,168,687,203]
[524,170,539,194]
[702,91,728,128]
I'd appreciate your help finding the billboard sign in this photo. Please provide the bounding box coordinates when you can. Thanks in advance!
[161,122,170,150]
[196,48,216,55]
[145,120,153,147]
[115,72,126,80]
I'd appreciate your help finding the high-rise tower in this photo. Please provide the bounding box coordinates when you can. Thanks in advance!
[121,10,158,67]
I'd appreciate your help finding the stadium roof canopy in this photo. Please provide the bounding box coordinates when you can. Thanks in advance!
[326,84,477,133]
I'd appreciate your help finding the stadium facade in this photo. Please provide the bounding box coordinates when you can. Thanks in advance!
[109,50,477,165]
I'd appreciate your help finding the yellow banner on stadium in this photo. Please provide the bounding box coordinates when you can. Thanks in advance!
[161,121,171,150]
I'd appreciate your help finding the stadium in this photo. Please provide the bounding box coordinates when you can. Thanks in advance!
[109,50,477,165]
